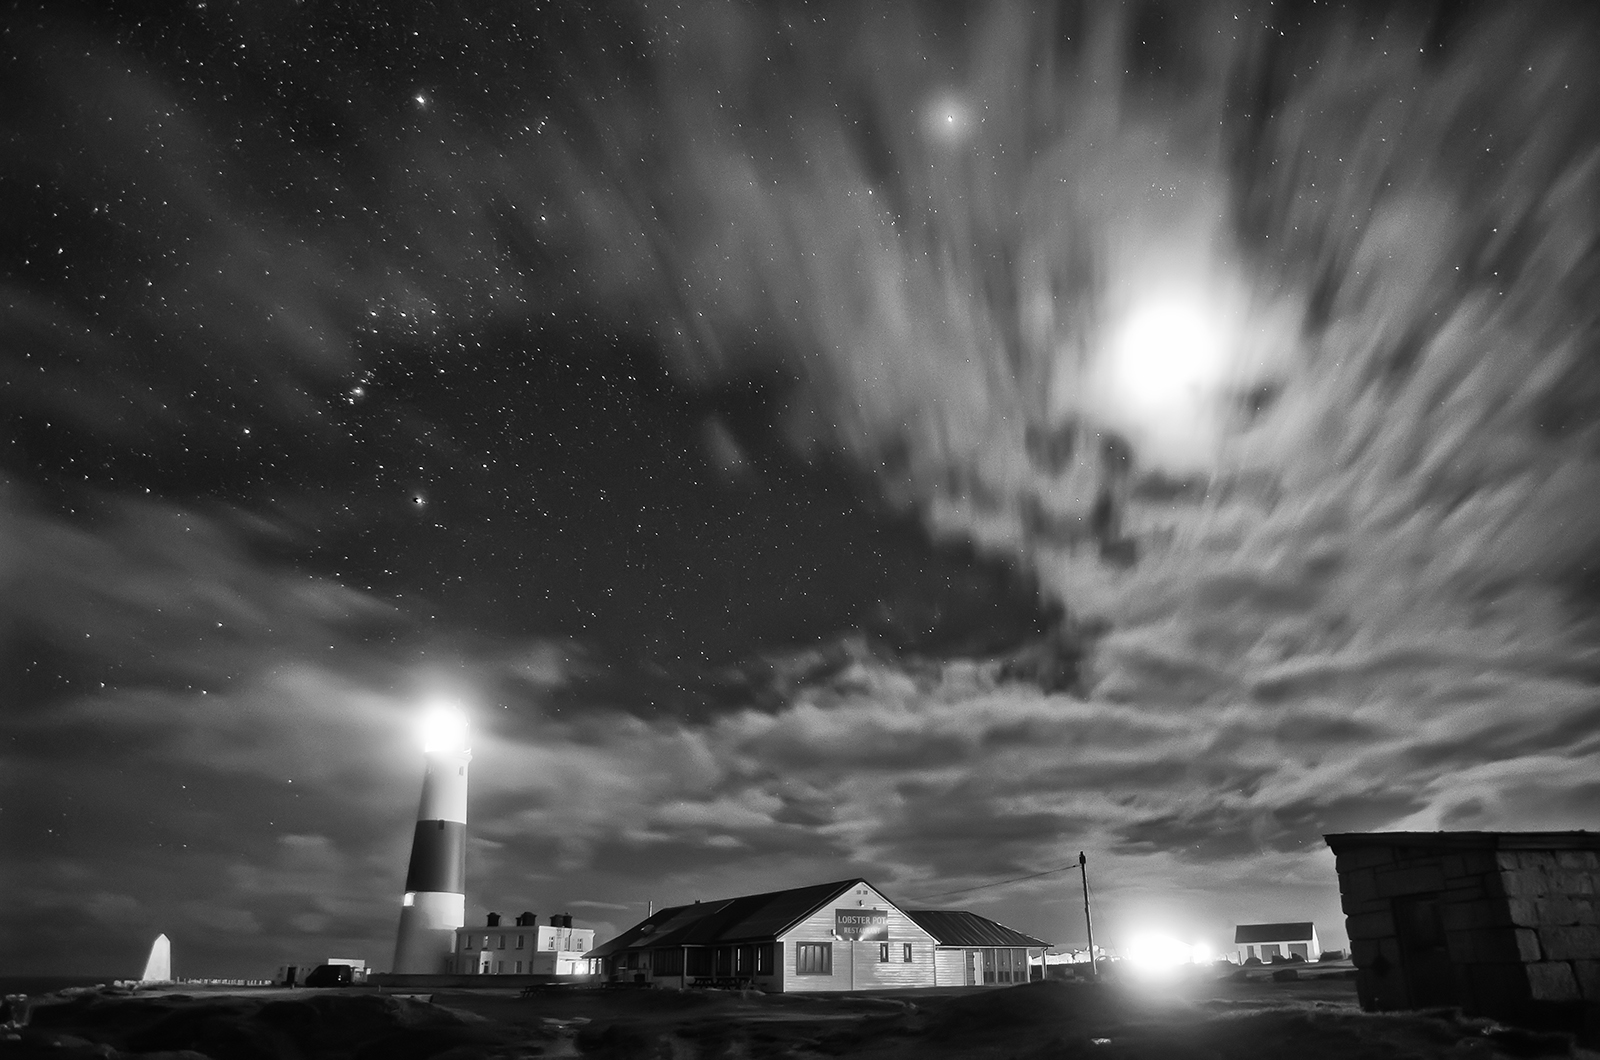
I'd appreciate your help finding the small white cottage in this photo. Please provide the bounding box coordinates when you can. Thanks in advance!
[1234,922,1320,963]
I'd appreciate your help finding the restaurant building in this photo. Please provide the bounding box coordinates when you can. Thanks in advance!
[585,878,1048,992]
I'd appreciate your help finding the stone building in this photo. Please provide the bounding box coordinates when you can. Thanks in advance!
[1325,831,1600,1034]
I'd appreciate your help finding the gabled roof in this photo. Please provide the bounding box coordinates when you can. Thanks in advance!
[584,879,863,958]
[1234,922,1315,944]
[904,909,1048,949]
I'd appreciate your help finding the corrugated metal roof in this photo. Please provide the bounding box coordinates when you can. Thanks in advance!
[1234,922,1315,944]
[584,879,862,958]
[904,909,1048,949]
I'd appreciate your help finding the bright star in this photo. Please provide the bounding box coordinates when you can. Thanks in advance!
[924,96,972,143]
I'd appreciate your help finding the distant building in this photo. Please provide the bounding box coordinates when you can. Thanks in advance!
[585,878,1049,992]
[1326,831,1600,1033]
[1234,922,1321,963]
[453,912,598,976]
[274,957,368,987]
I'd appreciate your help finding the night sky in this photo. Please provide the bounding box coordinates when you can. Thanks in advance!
[5,0,1600,978]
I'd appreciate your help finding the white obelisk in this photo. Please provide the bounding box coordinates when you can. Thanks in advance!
[392,708,471,974]
[140,934,171,982]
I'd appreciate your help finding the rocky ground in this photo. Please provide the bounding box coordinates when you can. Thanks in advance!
[2,972,1595,1059]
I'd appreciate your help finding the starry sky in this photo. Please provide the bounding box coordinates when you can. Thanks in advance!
[4,0,1600,978]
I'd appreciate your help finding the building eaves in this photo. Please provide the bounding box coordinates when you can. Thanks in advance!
[1233,922,1315,944]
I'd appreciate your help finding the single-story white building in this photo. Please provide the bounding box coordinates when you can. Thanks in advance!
[1234,922,1320,963]
[586,878,1048,992]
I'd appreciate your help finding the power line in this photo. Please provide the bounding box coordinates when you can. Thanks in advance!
[905,860,1083,902]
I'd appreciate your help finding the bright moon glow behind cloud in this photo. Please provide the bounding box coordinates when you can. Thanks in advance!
[1096,290,1235,471]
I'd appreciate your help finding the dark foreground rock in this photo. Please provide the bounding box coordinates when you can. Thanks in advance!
[1,977,1591,1060]
[2,991,539,1060]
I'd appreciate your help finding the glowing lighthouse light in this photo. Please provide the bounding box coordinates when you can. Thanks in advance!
[419,705,469,753]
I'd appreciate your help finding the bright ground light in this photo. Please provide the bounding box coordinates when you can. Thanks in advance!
[1125,934,1210,976]
[419,705,469,753]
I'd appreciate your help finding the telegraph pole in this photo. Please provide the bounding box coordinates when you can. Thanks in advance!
[1079,851,1098,978]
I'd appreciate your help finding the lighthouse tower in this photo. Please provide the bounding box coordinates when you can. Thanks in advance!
[392,709,471,974]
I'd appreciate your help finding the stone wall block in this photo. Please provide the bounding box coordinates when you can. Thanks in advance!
[1574,960,1600,1002]
[1340,868,1378,904]
[1556,851,1600,872]
[1515,928,1542,962]
[1574,898,1597,925]
[1500,871,1550,898]
[1346,909,1396,940]
[1539,925,1600,961]
[1496,851,1523,871]
[1549,871,1596,896]
[1445,875,1488,901]
[1535,896,1581,926]
[1526,960,1580,1001]
[1350,938,1381,968]
[1447,930,1516,964]
[1509,899,1540,927]
[1342,894,1391,916]
[1442,899,1511,932]
[1336,846,1396,873]
[1376,865,1447,898]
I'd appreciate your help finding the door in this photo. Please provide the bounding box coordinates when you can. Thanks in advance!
[1394,895,1456,1007]
[966,950,978,986]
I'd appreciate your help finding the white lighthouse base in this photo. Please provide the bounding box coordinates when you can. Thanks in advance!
[392,891,465,973]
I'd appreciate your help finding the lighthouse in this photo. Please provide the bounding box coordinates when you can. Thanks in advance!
[392,707,471,974]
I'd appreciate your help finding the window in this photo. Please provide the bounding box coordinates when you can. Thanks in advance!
[517,934,526,949]
[903,943,913,963]
[496,961,504,974]
[796,942,832,975]
[756,943,774,975]
[498,934,506,949]
[878,943,890,963]
[515,960,523,974]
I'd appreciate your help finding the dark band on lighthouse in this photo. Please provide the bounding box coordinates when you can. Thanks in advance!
[405,819,467,894]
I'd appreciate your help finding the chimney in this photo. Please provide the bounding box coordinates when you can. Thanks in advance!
[486,912,501,927]
[562,913,573,929]
[516,911,536,927]
[549,913,563,927]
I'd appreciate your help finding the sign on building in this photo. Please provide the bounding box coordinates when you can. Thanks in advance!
[835,909,888,941]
